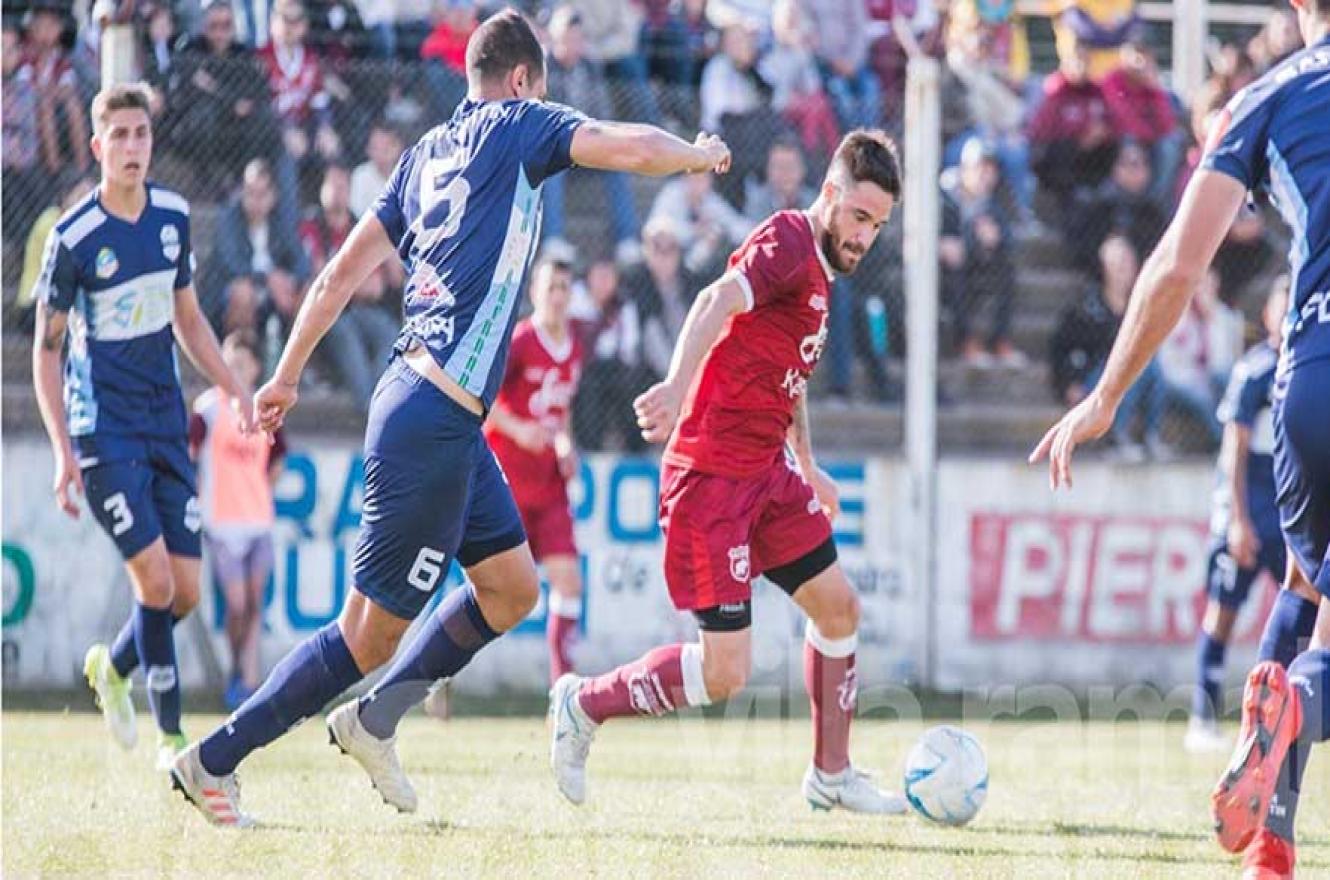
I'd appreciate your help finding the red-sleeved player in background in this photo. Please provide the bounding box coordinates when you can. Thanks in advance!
[484,257,585,685]
[549,131,906,813]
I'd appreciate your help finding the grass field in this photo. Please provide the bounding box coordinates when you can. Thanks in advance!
[3,710,1328,878]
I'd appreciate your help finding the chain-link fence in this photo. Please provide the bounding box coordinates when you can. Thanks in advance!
[0,0,1289,456]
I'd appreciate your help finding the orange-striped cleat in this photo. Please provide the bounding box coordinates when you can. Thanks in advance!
[1212,661,1303,854]
[170,742,256,828]
[1241,828,1295,880]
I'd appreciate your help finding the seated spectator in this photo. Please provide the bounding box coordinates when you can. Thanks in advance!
[946,0,1030,88]
[1028,44,1118,218]
[24,2,91,176]
[1066,140,1165,273]
[743,138,817,223]
[350,120,403,217]
[865,0,946,124]
[1054,0,1139,81]
[299,163,401,409]
[420,0,476,119]
[640,0,698,125]
[760,0,840,161]
[355,0,432,61]
[570,0,661,124]
[624,217,705,378]
[808,0,882,131]
[940,139,1021,367]
[260,0,342,189]
[1101,37,1181,206]
[3,21,45,250]
[168,0,284,197]
[1049,271,1117,408]
[542,5,641,263]
[699,19,768,134]
[571,260,658,452]
[648,172,750,277]
[140,3,179,135]
[307,0,372,63]
[14,173,95,330]
[1155,268,1226,451]
[208,158,311,338]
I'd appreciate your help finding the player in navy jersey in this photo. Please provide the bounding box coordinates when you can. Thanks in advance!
[171,9,731,827]
[1187,281,1321,754]
[1032,1,1330,873]
[32,84,254,770]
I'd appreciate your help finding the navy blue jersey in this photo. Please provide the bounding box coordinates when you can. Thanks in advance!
[1211,341,1281,536]
[35,182,194,458]
[1201,37,1330,370]
[373,98,585,408]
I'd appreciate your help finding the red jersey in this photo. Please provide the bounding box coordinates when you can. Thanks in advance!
[484,320,584,508]
[664,210,834,479]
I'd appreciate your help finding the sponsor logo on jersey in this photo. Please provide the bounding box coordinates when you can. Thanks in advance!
[728,544,751,582]
[782,367,808,399]
[405,264,457,308]
[799,313,829,364]
[402,313,456,346]
[809,294,828,312]
[160,224,181,262]
[95,247,118,279]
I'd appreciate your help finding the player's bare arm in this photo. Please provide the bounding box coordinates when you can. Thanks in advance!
[571,121,731,177]
[634,275,748,443]
[1221,422,1260,569]
[1030,170,1248,488]
[487,401,552,453]
[255,213,397,433]
[789,395,840,519]
[31,301,83,518]
[173,284,255,432]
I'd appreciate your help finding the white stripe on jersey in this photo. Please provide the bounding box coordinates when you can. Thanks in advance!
[61,206,108,250]
[149,187,190,215]
[85,267,177,342]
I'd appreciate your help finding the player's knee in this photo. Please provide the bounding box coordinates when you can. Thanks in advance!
[172,578,200,617]
[813,588,860,640]
[702,652,750,701]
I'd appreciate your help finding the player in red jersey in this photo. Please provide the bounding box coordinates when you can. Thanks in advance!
[484,257,585,685]
[549,131,905,813]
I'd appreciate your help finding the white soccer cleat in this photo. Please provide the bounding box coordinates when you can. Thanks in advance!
[802,764,909,815]
[548,673,597,806]
[169,742,256,828]
[155,732,189,772]
[326,701,418,813]
[1183,717,1231,754]
[83,643,137,751]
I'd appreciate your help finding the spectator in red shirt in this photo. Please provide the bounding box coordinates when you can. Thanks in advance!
[1027,44,1118,217]
[260,0,341,173]
[1101,37,1182,206]
[420,1,477,121]
[24,2,90,176]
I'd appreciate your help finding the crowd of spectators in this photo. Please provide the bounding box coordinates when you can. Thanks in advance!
[0,0,1294,455]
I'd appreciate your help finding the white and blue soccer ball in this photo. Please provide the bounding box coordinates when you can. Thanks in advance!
[902,725,988,826]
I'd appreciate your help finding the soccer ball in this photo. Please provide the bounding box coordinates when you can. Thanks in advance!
[902,725,988,826]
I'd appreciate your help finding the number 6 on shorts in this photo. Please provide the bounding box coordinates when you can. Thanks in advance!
[407,547,447,592]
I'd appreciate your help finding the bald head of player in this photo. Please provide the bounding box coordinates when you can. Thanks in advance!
[465,8,548,103]
[810,130,902,275]
[89,83,154,196]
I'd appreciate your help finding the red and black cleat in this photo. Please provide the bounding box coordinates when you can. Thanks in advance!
[1241,828,1295,880]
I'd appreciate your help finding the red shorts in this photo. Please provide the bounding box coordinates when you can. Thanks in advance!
[659,460,833,611]
[518,498,578,561]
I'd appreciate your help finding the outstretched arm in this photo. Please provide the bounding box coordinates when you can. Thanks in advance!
[571,121,731,177]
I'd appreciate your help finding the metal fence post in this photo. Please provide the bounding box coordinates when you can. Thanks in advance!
[100,22,137,88]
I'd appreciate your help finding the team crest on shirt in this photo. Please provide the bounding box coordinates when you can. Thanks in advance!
[728,544,751,582]
[160,224,181,262]
[95,247,118,279]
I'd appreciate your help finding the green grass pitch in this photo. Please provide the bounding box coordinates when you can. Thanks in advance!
[3,711,1327,878]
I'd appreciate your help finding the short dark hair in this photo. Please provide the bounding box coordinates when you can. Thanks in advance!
[222,329,262,363]
[465,8,545,84]
[829,129,902,200]
[91,83,153,133]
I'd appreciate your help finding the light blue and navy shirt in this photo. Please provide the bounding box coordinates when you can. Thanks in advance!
[1211,341,1280,537]
[373,97,585,409]
[1202,36,1330,372]
[36,182,194,459]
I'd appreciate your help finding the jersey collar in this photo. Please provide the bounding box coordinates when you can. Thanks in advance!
[533,322,574,364]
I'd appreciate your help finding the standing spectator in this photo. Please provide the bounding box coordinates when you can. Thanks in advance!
[298,163,401,409]
[260,0,342,195]
[349,120,402,218]
[420,0,476,119]
[1066,140,1165,273]
[760,0,840,162]
[1027,45,1118,216]
[569,0,662,124]
[3,21,45,249]
[542,5,641,264]
[208,158,311,337]
[1101,37,1181,205]
[190,330,287,710]
[807,0,882,130]
[15,173,95,330]
[941,139,1021,367]
[625,216,705,378]
[1055,0,1139,81]
[25,1,91,176]
[140,4,180,135]
[743,138,816,223]
[169,0,284,197]
[648,171,750,277]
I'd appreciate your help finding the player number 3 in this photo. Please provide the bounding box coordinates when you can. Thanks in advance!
[102,492,135,537]
[408,546,447,592]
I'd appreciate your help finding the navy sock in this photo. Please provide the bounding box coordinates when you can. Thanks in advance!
[1193,633,1227,721]
[1257,590,1319,667]
[134,603,182,736]
[199,622,362,776]
[1266,648,1329,842]
[111,610,185,679]
[358,587,499,740]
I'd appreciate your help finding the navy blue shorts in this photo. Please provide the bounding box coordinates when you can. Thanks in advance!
[81,436,201,561]
[1205,522,1287,610]
[1273,358,1330,598]
[353,359,527,620]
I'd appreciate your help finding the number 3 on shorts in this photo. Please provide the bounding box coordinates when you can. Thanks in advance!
[103,492,135,537]
[408,547,447,592]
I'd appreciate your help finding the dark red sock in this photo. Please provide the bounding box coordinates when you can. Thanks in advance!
[805,637,856,775]
[547,611,577,685]
[577,644,687,724]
